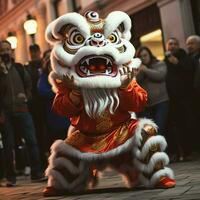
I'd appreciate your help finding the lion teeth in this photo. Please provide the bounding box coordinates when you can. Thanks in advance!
[106,58,112,65]
[86,59,89,65]
[80,66,87,73]
[106,58,109,65]
[87,70,90,75]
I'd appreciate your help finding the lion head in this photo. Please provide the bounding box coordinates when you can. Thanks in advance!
[46,11,140,89]
[46,11,140,117]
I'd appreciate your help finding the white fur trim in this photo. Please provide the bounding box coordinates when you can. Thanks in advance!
[133,135,167,160]
[68,161,90,190]
[130,112,136,119]
[46,169,69,189]
[49,157,80,175]
[134,118,158,147]
[104,11,132,40]
[50,138,134,161]
[128,58,141,69]
[133,152,169,174]
[139,167,174,188]
[45,20,60,44]
[48,71,60,93]
[46,160,90,190]
[52,43,74,70]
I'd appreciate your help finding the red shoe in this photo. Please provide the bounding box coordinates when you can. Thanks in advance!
[156,177,176,189]
[43,186,67,197]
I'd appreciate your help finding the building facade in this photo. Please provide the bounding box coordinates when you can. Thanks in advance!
[0,0,197,63]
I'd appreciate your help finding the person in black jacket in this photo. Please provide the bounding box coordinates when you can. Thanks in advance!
[165,37,196,161]
[0,57,7,185]
[25,44,47,171]
[0,40,44,186]
[186,35,200,154]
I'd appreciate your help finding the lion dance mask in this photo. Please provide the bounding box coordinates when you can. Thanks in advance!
[43,11,176,196]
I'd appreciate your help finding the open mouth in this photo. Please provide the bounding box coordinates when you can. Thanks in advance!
[75,55,117,77]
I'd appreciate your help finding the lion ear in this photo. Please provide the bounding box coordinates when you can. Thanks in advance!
[58,24,74,38]
[45,12,90,45]
[45,20,60,45]
[104,11,132,40]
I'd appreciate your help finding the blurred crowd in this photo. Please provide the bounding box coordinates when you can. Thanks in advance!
[0,42,70,187]
[136,35,200,163]
[0,34,200,187]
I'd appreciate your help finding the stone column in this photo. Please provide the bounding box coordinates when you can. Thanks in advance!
[46,0,56,23]
[15,23,28,64]
[57,0,70,15]
[158,0,195,49]
[35,3,49,53]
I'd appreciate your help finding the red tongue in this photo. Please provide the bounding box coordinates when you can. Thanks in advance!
[99,65,106,70]
[88,64,106,72]
[88,65,96,71]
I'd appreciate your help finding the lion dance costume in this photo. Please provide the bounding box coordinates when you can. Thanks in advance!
[43,11,176,196]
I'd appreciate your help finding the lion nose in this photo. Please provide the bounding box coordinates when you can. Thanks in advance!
[88,33,107,47]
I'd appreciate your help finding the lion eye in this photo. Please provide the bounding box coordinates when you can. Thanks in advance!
[108,32,119,44]
[67,27,85,46]
[73,34,84,44]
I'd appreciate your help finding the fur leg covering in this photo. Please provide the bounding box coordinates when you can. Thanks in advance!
[45,140,90,193]
[132,118,174,188]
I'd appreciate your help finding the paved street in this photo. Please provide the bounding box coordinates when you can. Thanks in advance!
[0,159,200,200]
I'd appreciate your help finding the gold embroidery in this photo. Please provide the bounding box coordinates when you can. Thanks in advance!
[65,131,85,146]
[154,161,164,171]
[150,144,160,152]
[96,111,113,132]
[143,124,157,136]
[114,124,129,145]
[91,137,108,151]
[89,19,105,33]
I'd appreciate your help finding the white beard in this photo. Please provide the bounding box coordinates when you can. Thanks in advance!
[81,88,120,118]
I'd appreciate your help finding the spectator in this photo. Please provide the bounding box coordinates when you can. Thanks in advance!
[0,40,43,186]
[25,44,46,170]
[38,49,70,150]
[186,35,200,95]
[165,37,195,161]
[0,56,7,186]
[136,46,169,135]
[186,35,200,154]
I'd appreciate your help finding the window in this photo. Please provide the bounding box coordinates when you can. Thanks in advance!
[140,29,164,60]
[130,3,165,60]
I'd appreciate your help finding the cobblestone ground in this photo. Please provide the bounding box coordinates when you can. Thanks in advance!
[1,159,200,200]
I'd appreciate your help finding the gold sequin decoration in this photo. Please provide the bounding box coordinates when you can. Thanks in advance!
[89,19,105,34]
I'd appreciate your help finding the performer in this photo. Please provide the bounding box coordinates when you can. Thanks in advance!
[43,11,176,196]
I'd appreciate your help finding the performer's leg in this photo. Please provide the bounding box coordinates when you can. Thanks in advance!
[132,119,176,188]
[116,163,139,188]
[109,152,140,188]
[43,140,91,197]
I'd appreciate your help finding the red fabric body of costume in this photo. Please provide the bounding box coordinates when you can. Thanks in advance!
[52,80,147,153]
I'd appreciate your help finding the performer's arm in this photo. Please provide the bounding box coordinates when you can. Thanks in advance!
[52,82,83,117]
[119,79,147,112]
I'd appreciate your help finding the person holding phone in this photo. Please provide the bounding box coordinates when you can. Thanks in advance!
[165,38,195,162]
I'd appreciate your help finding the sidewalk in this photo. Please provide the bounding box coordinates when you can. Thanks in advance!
[0,159,200,200]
